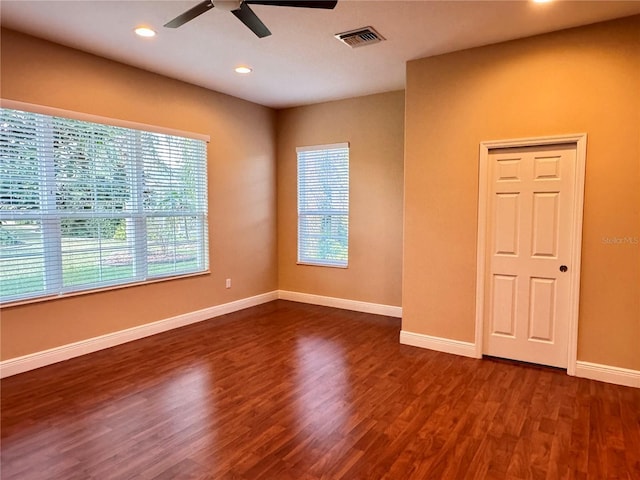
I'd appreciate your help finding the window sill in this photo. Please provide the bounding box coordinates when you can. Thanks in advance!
[296,261,348,269]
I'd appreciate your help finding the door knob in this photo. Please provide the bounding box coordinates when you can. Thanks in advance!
[559,265,568,272]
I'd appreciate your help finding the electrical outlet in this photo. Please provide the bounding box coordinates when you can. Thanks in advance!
[225,278,231,289]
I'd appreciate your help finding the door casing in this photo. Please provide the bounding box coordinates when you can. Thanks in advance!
[474,134,587,375]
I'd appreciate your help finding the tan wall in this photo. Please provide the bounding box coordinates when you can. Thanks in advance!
[403,16,640,369]
[0,29,278,360]
[277,92,404,306]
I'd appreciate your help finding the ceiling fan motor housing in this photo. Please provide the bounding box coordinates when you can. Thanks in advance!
[213,1,243,12]
[165,0,338,38]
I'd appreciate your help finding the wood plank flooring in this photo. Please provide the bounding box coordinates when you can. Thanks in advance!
[1,300,639,479]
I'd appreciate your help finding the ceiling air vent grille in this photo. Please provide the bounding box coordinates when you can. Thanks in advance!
[335,26,385,48]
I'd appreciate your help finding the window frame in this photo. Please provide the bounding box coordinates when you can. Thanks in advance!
[296,142,350,268]
[0,100,210,306]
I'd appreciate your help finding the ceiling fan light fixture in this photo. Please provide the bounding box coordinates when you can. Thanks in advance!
[235,66,253,74]
[134,26,157,37]
[214,0,243,12]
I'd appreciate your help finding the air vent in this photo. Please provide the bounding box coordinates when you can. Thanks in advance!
[335,26,385,48]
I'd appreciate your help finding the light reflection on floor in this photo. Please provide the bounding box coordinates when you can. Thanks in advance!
[158,363,215,430]
[294,336,351,439]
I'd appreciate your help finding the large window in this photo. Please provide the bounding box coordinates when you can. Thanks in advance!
[0,106,208,304]
[297,143,349,267]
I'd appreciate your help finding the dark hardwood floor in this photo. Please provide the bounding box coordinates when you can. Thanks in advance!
[1,300,639,479]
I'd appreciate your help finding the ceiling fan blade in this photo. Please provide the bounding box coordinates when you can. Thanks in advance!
[232,2,271,38]
[245,0,337,8]
[164,0,214,28]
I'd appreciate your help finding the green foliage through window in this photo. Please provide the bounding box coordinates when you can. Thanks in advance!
[0,107,208,303]
[297,143,349,267]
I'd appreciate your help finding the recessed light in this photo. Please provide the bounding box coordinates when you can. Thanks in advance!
[235,66,253,74]
[135,26,157,38]
[533,0,552,3]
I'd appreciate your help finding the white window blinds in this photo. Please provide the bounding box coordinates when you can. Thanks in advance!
[297,143,349,267]
[0,107,208,304]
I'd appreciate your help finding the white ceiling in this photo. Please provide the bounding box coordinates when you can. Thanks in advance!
[2,0,640,109]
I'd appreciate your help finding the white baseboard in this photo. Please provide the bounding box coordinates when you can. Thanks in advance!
[277,290,402,318]
[4,290,637,391]
[0,291,278,379]
[399,330,478,358]
[575,361,640,388]
[396,333,638,388]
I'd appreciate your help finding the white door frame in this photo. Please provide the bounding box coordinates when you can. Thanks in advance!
[474,134,587,375]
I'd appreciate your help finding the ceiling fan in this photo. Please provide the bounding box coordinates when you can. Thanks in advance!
[164,0,338,38]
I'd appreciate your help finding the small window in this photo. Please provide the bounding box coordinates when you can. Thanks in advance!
[297,143,349,267]
[0,106,208,304]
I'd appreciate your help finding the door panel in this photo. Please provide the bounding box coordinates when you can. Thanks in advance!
[494,193,520,255]
[491,274,517,337]
[531,192,559,257]
[483,144,576,368]
[528,277,556,342]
